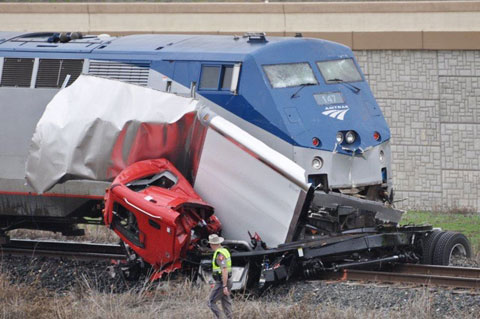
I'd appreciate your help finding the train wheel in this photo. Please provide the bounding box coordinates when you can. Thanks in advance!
[432,231,472,266]
[421,230,444,264]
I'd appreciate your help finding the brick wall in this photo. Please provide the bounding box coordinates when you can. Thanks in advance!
[355,50,480,212]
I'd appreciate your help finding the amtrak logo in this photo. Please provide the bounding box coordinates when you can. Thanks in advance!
[322,105,350,120]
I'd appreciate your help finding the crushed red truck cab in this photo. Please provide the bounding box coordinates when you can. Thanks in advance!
[103,159,221,277]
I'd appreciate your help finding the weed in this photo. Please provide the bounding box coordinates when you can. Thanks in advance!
[401,211,480,253]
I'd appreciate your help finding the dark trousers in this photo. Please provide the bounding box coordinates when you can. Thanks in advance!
[207,279,232,319]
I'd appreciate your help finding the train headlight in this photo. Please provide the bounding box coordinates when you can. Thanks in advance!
[345,131,356,144]
[379,150,385,163]
[336,132,344,144]
[312,157,323,170]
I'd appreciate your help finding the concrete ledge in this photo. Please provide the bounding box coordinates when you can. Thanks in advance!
[0,3,284,14]
[283,1,480,13]
[2,2,480,50]
[89,3,284,14]
[3,2,480,14]
[424,31,480,50]
[0,3,88,14]
[353,32,423,50]
[88,31,480,50]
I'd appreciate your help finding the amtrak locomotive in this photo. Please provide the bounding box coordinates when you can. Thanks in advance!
[0,32,392,234]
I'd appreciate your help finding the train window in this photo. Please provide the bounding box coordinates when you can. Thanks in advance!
[263,63,317,88]
[221,66,234,89]
[199,66,221,89]
[126,171,178,192]
[112,202,144,248]
[0,58,34,87]
[316,59,362,84]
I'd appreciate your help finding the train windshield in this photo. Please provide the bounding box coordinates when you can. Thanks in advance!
[263,63,317,88]
[316,59,362,84]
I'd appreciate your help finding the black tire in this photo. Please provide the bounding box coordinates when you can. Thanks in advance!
[432,231,472,266]
[421,230,444,264]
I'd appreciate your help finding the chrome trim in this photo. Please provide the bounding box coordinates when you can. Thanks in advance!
[286,187,309,242]
[0,57,4,85]
[61,74,71,89]
[201,109,310,192]
[82,58,90,74]
[231,63,241,94]
[123,197,163,220]
[30,57,39,88]
[223,240,252,251]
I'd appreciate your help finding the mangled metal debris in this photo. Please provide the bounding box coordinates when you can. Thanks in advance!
[24,76,471,290]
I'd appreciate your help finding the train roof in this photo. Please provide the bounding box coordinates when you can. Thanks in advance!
[0,32,352,61]
[0,32,25,43]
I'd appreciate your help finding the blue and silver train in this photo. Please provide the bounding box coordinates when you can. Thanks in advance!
[0,32,392,234]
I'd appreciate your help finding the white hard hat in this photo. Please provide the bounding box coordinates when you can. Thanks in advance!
[208,234,224,245]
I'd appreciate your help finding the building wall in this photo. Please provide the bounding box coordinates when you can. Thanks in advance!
[355,50,480,212]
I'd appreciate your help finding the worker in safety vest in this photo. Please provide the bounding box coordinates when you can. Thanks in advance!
[207,234,233,319]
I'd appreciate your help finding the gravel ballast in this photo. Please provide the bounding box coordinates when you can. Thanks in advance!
[1,254,480,318]
[266,280,480,318]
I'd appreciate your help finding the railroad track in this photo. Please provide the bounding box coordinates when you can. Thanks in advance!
[0,239,127,261]
[2,239,478,289]
[325,264,480,289]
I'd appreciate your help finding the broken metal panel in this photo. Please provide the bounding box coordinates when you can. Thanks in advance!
[311,190,404,224]
[194,110,310,247]
[0,193,88,217]
[303,233,411,259]
[0,178,107,218]
[25,75,201,193]
[25,75,311,247]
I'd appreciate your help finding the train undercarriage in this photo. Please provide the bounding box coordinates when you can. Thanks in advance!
[193,203,470,290]
[108,195,471,291]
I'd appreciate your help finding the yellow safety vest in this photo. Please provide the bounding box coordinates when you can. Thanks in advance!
[212,247,232,275]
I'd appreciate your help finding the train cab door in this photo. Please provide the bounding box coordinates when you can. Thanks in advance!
[172,61,199,96]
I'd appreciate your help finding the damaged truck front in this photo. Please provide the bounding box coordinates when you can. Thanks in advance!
[103,159,221,280]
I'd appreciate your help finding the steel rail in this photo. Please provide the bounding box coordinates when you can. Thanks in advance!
[0,239,127,261]
[323,264,480,289]
[342,269,480,289]
[392,264,480,279]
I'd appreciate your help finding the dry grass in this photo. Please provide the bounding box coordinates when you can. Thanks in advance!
[9,224,119,244]
[474,251,480,265]
[3,212,480,318]
[1,272,478,319]
[0,274,57,319]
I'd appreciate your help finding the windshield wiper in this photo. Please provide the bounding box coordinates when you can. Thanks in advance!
[290,83,316,99]
[328,78,361,94]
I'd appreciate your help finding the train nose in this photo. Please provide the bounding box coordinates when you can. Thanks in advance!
[336,130,360,149]
[311,157,323,170]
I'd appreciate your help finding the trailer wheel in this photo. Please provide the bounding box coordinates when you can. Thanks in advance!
[432,231,471,266]
[421,230,443,264]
